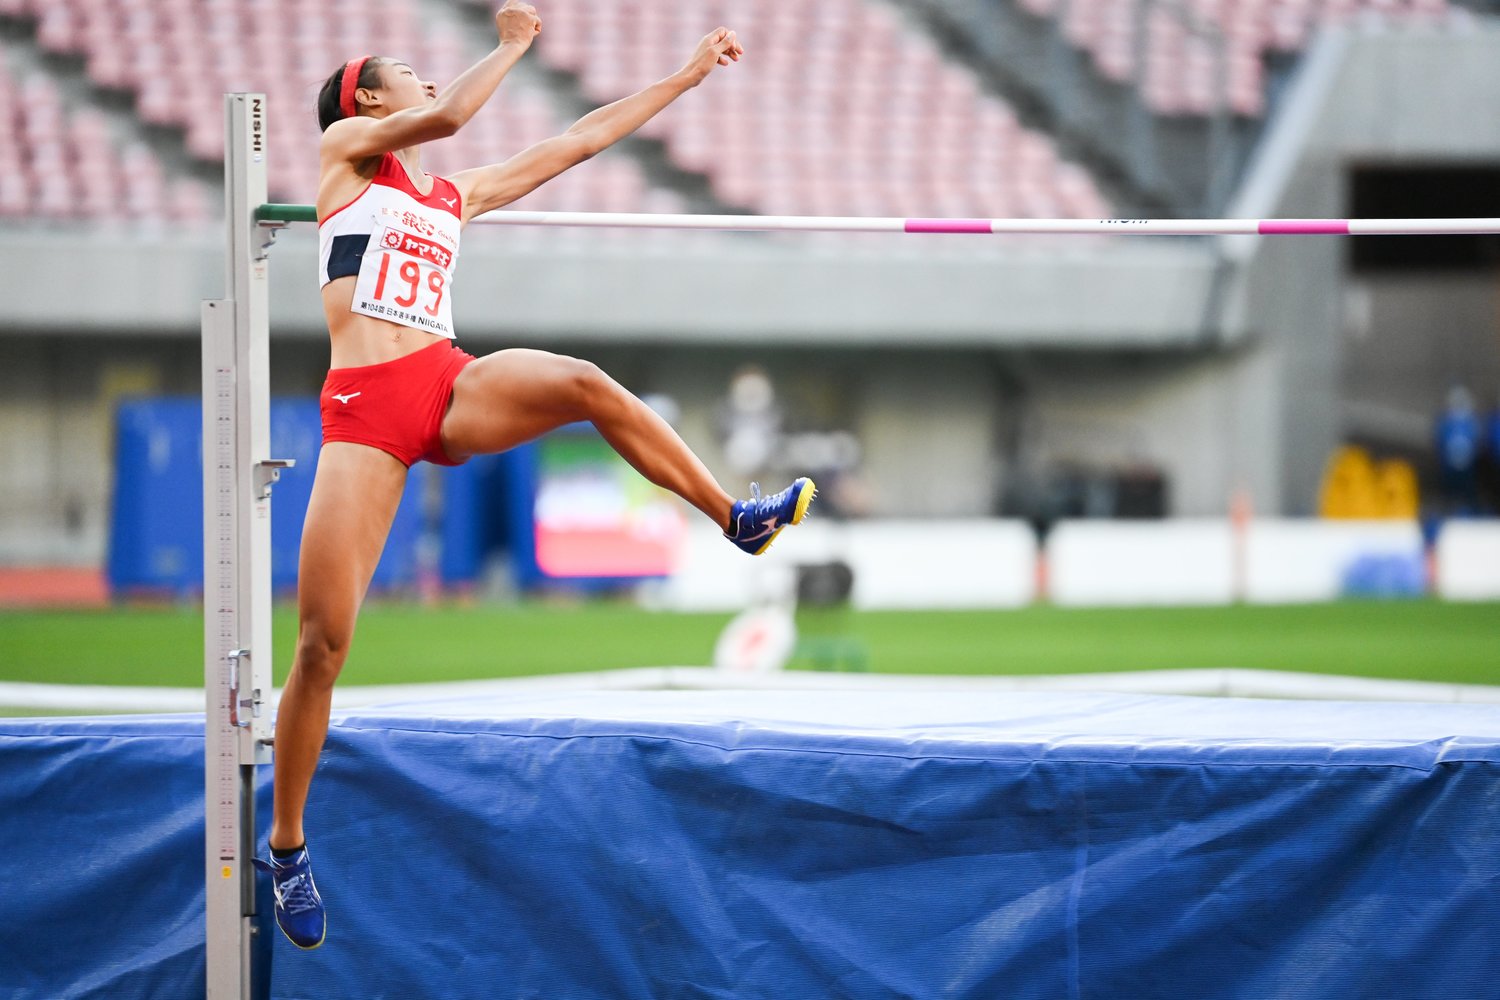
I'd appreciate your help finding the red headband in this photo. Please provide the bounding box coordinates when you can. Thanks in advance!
[339,56,372,118]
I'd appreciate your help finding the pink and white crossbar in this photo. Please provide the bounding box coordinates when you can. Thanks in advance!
[467,212,1500,235]
[254,204,1500,236]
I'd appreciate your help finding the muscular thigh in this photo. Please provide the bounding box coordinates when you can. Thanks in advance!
[440,348,597,460]
[297,443,409,636]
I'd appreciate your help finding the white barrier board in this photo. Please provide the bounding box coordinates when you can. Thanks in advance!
[1244,519,1424,603]
[1436,520,1500,600]
[650,520,1037,612]
[1047,520,1235,606]
[651,517,1498,610]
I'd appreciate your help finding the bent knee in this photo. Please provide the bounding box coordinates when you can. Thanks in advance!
[558,356,621,416]
[568,356,611,394]
[291,622,353,688]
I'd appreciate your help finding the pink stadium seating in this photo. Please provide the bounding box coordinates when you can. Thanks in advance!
[0,0,1115,224]
[1,0,667,217]
[0,46,212,223]
[0,0,1465,225]
[1027,0,1452,117]
[511,0,1112,219]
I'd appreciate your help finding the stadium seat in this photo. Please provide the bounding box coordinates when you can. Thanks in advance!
[0,38,216,224]
[1018,0,1451,118]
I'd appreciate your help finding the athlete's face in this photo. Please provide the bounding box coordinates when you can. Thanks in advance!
[375,61,438,113]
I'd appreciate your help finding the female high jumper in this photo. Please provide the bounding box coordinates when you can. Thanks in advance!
[254,2,815,950]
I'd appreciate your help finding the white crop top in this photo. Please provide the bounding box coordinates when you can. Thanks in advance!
[317,152,463,340]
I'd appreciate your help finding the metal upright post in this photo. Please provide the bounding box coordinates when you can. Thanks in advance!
[203,92,291,1000]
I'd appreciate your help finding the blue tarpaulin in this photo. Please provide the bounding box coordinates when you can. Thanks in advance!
[2,690,1498,999]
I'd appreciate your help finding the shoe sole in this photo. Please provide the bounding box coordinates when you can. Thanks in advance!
[272,916,326,950]
[751,478,817,556]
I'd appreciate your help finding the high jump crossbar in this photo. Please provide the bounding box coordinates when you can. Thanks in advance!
[255,203,1500,235]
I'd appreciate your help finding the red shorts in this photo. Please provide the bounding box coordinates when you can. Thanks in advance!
[320,340,478,467]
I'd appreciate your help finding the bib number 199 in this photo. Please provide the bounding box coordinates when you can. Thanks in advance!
[372,254,445,316]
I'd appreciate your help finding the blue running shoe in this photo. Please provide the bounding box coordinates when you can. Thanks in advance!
[252,846,326,950]
[725,478,816,555]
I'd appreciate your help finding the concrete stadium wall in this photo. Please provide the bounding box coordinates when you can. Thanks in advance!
[0,225,1222,346]
[1342,272,1500,448]
[1004,346,1277,521]
[1221,23,1500,512]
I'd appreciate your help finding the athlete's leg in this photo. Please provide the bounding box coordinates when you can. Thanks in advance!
[440,349,736,528]
[267,443,408,852]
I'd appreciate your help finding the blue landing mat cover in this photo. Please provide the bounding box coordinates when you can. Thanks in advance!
[2,691,1499,999]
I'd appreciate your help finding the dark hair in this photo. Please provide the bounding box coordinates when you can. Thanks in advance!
[316,57,386,132]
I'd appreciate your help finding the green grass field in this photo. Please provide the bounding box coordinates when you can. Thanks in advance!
[1,599,1496,692]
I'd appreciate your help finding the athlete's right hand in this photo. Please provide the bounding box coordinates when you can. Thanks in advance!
[497,1,541,46]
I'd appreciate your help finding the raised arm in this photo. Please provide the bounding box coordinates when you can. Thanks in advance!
[321,2,542,165]
[451,27,743,223]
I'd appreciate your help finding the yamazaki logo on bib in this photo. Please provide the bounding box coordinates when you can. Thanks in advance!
[349,226,457,338]
[382,229,453,269]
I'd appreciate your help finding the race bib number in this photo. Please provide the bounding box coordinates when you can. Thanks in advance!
[349,225,456,337]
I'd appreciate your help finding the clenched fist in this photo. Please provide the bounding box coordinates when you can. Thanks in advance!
[497,1,541,46]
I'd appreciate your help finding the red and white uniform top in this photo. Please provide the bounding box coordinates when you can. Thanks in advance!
[318,152,463,340]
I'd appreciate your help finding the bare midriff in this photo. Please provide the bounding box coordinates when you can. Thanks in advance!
[321,277,449,369]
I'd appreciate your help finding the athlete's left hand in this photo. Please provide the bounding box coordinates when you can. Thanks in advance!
[680,27,743,86]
